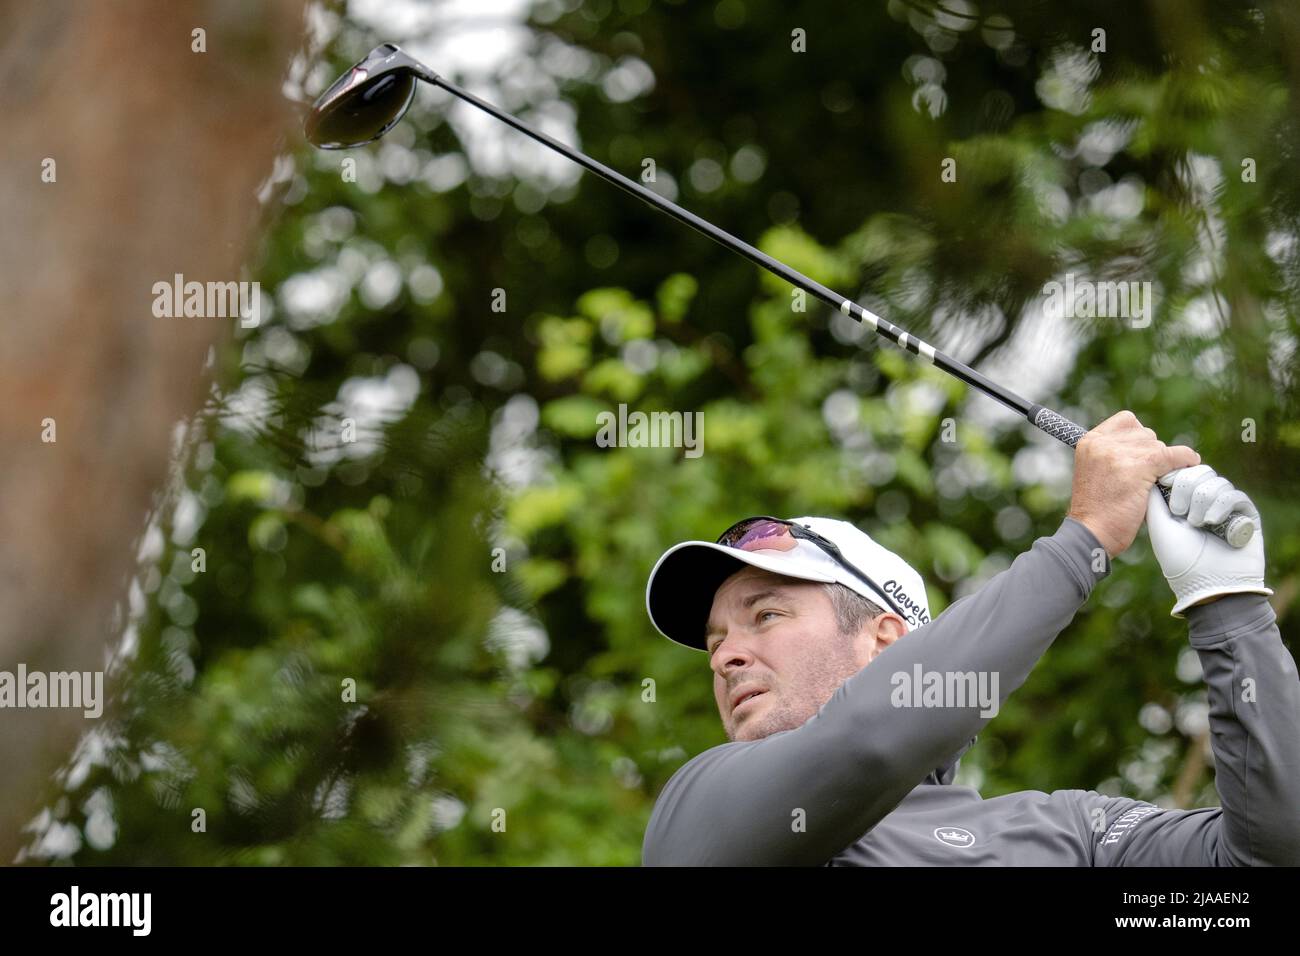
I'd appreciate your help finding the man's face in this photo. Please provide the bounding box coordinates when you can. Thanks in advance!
[704,565,903,743]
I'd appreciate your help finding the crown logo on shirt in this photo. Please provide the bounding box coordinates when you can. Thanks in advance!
[934,826,976,848]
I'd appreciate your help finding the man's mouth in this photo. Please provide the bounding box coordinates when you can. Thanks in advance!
[731,688,767,713]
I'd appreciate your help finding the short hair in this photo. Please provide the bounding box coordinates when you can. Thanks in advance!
[822,582,885,637]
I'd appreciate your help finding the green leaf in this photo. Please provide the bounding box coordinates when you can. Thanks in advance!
[659,344,711,387]
[576,288,655,342]
[516,557,569,600]
[507,484,584,538]
[249,512,286,551]
[656,273,698,323]
[755,226,850,295]
[536,315,593,380]
[893,447,935,497]
[227,470,281,506]
[540,395,607,438]
[582,358,645,401]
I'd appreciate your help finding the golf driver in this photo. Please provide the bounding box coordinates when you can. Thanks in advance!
[305,42,1256,548]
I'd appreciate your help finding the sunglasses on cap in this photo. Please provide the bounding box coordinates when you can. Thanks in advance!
[715,516,908,621]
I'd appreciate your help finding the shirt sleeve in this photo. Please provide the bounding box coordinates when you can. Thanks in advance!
[642,517,1111,866]
[1089,592,1300,866]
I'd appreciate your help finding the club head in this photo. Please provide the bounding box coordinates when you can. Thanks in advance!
[305,43,433,149]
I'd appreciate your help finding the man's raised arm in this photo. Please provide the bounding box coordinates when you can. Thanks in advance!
[1092,469,1299,866]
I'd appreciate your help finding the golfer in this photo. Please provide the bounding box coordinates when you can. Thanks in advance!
[642,411,1297,865]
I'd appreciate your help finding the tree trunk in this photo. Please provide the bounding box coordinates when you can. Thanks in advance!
[0,0,308,860]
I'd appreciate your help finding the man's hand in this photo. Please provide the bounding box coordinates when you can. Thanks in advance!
[1066,410,1201,558]
[1147,465,1273,618]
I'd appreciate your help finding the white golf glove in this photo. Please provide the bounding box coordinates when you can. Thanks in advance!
[1146,464,1273,618]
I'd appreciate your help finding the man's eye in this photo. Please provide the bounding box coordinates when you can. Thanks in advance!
[758,610,779,623]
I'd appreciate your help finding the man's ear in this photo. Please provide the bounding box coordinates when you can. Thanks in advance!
[865,613,908,662]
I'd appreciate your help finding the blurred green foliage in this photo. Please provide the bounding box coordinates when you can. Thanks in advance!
[28,0,1299,865]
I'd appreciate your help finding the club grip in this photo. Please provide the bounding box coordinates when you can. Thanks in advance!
[1027,404,1256,548]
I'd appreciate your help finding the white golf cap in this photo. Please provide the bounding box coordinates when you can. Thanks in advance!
[645,515,931,650]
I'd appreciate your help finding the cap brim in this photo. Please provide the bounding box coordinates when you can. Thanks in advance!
[645,541,838,650]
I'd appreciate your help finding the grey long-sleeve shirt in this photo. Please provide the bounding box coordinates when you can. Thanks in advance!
[642,517,1300,866]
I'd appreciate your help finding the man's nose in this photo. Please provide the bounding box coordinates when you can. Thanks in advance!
[711,636,753,672]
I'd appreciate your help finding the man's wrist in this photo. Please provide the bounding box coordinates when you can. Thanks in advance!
[1065,512,1116,558]
[1183,590,1276,641]
[1055,516,1113,585]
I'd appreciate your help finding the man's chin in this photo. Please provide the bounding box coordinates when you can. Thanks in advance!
[731,700,794,741]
